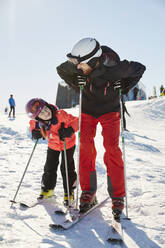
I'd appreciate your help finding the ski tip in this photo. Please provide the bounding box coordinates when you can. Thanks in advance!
[107,238,123,243]
[10,200,17,204]
[20,203,30,208]
[49,224,65,230]
[54,210,66,215]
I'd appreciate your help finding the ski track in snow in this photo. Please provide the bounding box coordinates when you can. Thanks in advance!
[0,97,165,248]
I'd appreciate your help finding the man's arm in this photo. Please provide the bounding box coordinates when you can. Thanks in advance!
[57,61,83,92]
[121,61,146,94]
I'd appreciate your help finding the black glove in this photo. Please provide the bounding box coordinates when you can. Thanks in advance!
[77,75,87,86]
[58,123,74,141]
[113,80,123,90]
[32,129,42,140]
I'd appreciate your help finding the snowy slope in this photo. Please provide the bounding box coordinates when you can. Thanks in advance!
[0,97,165,248]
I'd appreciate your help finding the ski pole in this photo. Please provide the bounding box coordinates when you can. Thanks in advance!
[63,138,71,209]
[119,89,129,218]
[75,84,83,209]
[10,139,38,208]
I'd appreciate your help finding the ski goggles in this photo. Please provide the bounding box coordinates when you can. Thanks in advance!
[68,56,99,68]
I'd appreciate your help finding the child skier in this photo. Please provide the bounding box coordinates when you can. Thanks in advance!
[26,98,79,205]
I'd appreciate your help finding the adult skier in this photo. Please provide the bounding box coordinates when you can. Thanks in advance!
[26,98,79,205]
[8,94,16,118]
[160,85,165,96]
[56,37,146,217]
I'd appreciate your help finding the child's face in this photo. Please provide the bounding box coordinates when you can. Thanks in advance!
[38,106,52,121]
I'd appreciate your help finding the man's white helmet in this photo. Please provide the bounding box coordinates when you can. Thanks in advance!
[67,38,102,63]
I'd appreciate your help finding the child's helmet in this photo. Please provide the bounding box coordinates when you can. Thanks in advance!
[26,98,46,119]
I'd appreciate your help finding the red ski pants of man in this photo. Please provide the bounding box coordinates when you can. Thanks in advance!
[79,112,125,199]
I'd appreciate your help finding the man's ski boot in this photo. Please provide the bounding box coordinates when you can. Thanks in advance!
[38,189,54,200]
[79,191,97,213]
[63,191,74,206]
[112,198,124,220]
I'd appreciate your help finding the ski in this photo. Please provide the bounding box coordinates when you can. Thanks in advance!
[10,196,57,208]
[107,215,123,243]
[10,199,40,208]
[50,196,109,230]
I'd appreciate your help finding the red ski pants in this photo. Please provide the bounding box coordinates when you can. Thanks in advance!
[79,112,125,198]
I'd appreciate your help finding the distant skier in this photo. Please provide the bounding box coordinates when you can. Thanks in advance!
[160,85,164,96]
[163,89,165,96]
[26,98,79,205]
[57,37,146,217]
[8,94,16,118]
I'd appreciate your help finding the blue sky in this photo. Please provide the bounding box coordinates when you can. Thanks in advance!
[0,0,164,112]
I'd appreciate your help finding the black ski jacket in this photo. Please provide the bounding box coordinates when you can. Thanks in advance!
[57,46,146,118]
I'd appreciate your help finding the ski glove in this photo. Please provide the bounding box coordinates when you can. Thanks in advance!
[58,123,74,141]
[77,75,87,86]
[32,129,43,140]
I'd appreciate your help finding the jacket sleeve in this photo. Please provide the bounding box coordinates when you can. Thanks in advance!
[56,61,83,92]
[120,60,146,94]
[29,120,40,132]
[59,110,79,132]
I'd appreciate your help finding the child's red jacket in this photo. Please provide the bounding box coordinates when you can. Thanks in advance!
[29,109,79,151]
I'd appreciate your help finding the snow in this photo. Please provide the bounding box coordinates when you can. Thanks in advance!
[0,97,165,248]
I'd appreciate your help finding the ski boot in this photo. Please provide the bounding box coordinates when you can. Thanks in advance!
[38,189,54,200]
[63,191,74,206]
[112,198,124,220]
[79,191,97,213]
